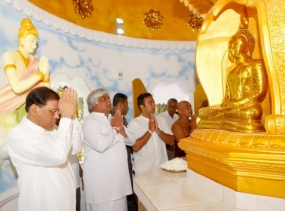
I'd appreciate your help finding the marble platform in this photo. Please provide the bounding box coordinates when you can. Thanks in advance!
[134,167,285,211]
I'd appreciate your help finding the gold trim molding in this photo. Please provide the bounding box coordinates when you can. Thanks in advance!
[179,129,285,198]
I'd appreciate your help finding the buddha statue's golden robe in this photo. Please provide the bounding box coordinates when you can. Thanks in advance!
[198,60,268,132]
[197,13,268,133]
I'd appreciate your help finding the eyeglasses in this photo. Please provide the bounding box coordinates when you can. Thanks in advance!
[48,109,61,116]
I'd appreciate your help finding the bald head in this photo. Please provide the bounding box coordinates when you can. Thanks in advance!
[177,101,192,118]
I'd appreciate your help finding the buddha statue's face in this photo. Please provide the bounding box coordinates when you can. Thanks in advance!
[20,34,39,55]
[228,35,247,60]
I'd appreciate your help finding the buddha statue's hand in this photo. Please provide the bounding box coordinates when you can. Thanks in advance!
[220,102,230,109]
[221,98,250,110]
[39,56,50,76]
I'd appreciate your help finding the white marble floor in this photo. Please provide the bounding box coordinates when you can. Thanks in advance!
[133,166,276,211]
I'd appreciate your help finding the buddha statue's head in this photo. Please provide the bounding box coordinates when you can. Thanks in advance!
[228,8,255,60]
[17,18,38,47]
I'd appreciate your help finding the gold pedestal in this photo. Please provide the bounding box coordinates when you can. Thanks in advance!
[179,129,285,199]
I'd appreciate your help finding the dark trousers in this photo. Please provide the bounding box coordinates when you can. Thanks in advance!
[76,187,81,211]
[174,141,186,157]
[126,146,138,211]
[127,191,138,211]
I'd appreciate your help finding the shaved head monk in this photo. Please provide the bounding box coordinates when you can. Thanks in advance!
[171,101,193,157]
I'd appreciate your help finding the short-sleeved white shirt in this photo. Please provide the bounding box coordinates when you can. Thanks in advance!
[156,111,179,130]
[128,115,173,175]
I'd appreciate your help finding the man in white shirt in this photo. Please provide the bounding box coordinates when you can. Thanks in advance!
[110,93,138,211]
[156,98,179,130]
[128,93,175,176]
[7,86,79,211]
[57,117,83,211]
[156,98,179,159]
[57,87,83,211]
[82,88,135,211]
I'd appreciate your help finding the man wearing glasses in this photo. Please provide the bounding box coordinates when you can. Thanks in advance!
[7,86,81,211]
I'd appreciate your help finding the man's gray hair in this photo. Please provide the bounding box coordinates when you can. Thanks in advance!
[86,88,109,113]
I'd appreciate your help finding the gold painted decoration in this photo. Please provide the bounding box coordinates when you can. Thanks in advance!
[17,50,30,68]
[188,13,204,31]
[206,0,218,5]
[72,0,94,19]
[178,0,213,17]
[179,129,285,199]
[143,9,164,30]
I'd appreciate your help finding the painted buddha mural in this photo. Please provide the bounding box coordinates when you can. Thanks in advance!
[198,8,268,133]
[0,18,50,164]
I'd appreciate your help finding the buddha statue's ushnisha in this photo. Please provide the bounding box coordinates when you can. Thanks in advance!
[198,9,268,133]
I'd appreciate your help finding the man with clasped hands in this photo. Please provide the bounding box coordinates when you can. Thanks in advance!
[128,93,175,176]
[7,87,80,211]
[82,88,135,211]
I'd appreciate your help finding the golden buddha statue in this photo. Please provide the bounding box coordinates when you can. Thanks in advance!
[197,9,268,133]
[178,0,285,199]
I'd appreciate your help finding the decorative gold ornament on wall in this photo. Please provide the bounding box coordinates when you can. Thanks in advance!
[188,13,204,31]
[72,0,94,19]
[144,9,164,30]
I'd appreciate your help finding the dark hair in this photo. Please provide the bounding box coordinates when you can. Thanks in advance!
[167,98,178,104]
[25,86,60,112]
[137,93,152,111]
[112,93,127,107]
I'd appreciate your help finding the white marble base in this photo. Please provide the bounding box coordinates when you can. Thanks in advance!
[187,169,285,211]
[134,167,285,211]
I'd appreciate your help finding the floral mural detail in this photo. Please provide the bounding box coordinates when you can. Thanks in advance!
[188,13,204,31]
[143,9,164,30]
[72,0,94,18]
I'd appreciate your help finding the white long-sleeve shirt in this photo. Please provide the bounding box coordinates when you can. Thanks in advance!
[82,112,135,204]
[7,116,81,211]
[67,119,83,189]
